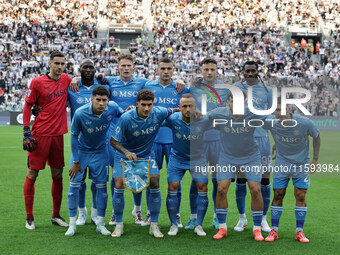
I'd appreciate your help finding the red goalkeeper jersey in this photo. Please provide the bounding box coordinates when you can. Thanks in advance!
[25,73,72,136]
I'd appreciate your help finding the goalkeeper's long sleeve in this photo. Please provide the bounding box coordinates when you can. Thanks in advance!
[71,134,80,162]
[23,102,33,128]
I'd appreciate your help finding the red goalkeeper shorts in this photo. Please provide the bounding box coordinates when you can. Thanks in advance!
[27,135,64,170]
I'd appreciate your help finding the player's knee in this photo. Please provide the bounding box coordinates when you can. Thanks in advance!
[114,178,124,189]
[27,169,39,180]
[248,183,261,197]
[217,184,227,196]
[168,182,179,191]
[273,188,286,204]
[196,182,207,192]
[51,168,63,179]
[294,188,307,205]
[237,178,247,184]
[150,177,159,189]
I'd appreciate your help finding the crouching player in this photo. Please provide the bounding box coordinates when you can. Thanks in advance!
[263,100,320,243]
[65,86,124,236]
[165,94,210,236]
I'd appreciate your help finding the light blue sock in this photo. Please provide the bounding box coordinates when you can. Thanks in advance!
[236,183,247,214]
[91,181,97,209]
[133,191,142,207]
[68,183,80,217]
[78,180,86,208]
[197,191,209,226]
[252,210,263,227]
[212,179,217,214]
[177,183,182,214]
[189,180,198,214]
[146,187,150,211]
[261,184,271,216]
[110,177,115,199]
[166,190,178,226]
[149,188,161,223]
[271,205,283,231]
[295,206,307,233]
[96,182,108,217]
[216,208,228,224]
[112,188,124,223]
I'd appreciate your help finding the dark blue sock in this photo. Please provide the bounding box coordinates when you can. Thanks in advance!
[197,192,209,226]
[78,180,86,208]
[133,191,142,206]
[96,182,108,217]
[252,210,263,227]
[177,183,182,214]
[236,183,247,214]
[112,188,124,223]
[295,206,307,233]
[216,208,228,224]
[146,187,150,211]
[91,181,97,209]
[212,179,217,213]
[189,180,198,214]
[166,190,178,226]
[271,205,283,231]
[149,188,161,223]
[261,184,271,216]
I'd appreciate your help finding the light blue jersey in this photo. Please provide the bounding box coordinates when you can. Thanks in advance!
[263,114,319,164]
[71,101,124,151]
[145,79,190,144]
[112,106,169,156]
[108,75,149,124]
[234,81,273,138]
[67,78,109,119]
[190,81,229,141]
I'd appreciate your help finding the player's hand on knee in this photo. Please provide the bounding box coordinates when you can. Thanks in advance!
[125,151,137,162]
[69,162,83,181]
[23,126,37,152]
[31,104,41,117]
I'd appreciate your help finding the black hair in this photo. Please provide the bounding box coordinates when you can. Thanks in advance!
[92,86,109,97]
[137,89,154,102]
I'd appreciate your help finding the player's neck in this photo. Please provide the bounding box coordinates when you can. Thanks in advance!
[47,72,61,81]
[159,78,172,86]
[120,76,132,83]
[204,79,216,86]
[182,116,190,124]
[81,78,94,87]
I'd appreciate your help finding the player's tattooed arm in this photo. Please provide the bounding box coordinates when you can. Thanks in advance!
[110,137,137,162]
[310,134,321,173]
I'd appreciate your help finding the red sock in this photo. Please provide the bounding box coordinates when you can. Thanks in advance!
[51,177,63,218]
[24,176,35,219]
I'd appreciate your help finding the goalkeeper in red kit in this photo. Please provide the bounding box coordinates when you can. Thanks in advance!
[23,51,72,230]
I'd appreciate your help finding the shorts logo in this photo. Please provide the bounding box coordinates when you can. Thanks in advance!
[87,128,94,133]
[77,97,84,104]
[116,126,120,133]
[133,131,141,137]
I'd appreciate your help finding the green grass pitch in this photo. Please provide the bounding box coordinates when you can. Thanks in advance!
[1,126,339,255]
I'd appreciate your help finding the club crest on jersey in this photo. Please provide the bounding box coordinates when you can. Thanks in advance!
[87,128,94,134]
[107,115,112,121]
[224,127,230,133]
[133,131,141,137]
[77,97,84,104]
[112,90,119,97]
[175,133,182,139]
[153,118,158,123]
[115,126,120,133]
[293,130,300,136]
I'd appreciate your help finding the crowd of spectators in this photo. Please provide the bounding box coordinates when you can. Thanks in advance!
[317,0,339,28]
[100,0,143,24]
[0,0,338,116]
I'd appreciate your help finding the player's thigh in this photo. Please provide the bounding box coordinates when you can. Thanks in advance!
[88,150,110,183]
[190,166,209,184]
[242,162,262,183]
[153,143,164,170]
[292,163,310,189]
[112,152,124,179]
[204,140,221,166]
[107,142,116,167]
[149,153,160,176]
[48,135,65,169]
[273,161,293,189]
[164,143,172,164]
[167,159,187,183]
[27,135,51,170]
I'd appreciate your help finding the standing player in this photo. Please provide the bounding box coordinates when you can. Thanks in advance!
[65,86,123,236]
[263,100,320,243]
[67,59,111,225]
[110,89,178,238]
[208,93,265,241]
[188,57,229,230]
[233,61,273,232]
[143,57,190,227]
[23,51,71,229]
[164,94,210,236]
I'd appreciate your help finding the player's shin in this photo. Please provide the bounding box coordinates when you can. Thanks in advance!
[79,180,86,209]
[166,190,178,225]
[68,183,80,218]
[271,205,283,231]
[24,176,36,219]
[189,180,198,216]
[91,181,97,209]
[149,188,161,223]
[197,192,209,226]
[52,177,63,218]
[112,188,125,223]
[95,182,108,221]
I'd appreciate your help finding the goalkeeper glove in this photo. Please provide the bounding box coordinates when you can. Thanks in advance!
[23,126,37,152]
